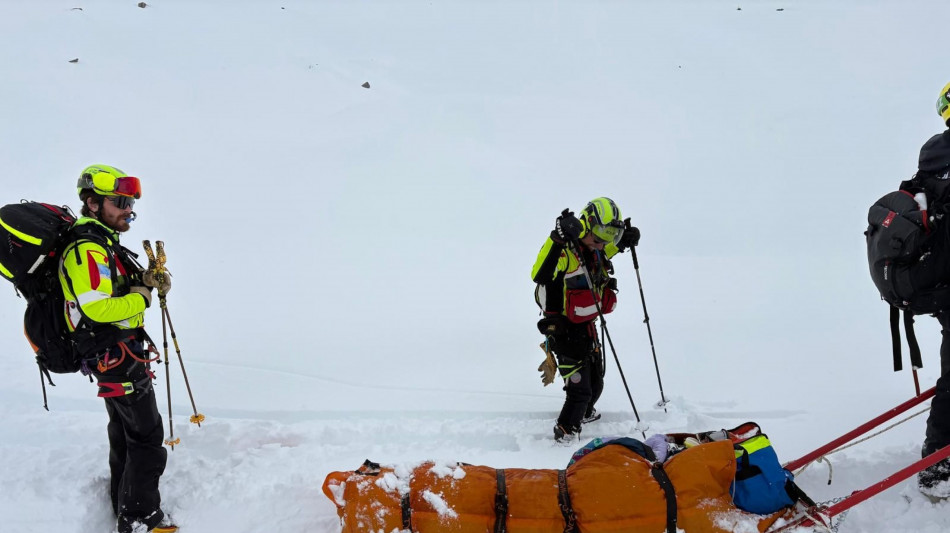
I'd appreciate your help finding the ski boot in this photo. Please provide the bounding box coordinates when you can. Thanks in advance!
[553,423,580,445]
[581,408,601,424]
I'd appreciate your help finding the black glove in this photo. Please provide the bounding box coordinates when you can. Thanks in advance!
[617,219,640,252]
[551,209,583,244]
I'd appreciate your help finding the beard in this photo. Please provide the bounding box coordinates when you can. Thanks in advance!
[101,209,131,233]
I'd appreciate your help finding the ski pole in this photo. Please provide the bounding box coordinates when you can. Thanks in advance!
[160,302,204,426]
[567,239,644,436]
[627,234,669,412]
[161,298,180,448]
[143,240,181,448]
[599,323,606,378]
[155,241,205,428]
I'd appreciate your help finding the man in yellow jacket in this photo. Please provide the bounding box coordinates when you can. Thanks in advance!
[531,197,640,443]
[61,165,176,533]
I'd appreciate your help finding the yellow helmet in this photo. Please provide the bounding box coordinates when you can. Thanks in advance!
[76,164,142,199]
[580,197,625,245]
[937,82,950,125]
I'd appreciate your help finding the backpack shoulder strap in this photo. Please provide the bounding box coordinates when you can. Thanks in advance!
[59,225,118,331]
[62,224,112,266]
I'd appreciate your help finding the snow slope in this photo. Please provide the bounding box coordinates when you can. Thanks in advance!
[2,0,950,531]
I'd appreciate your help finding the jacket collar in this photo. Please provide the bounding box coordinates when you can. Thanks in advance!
[73,217,120,244]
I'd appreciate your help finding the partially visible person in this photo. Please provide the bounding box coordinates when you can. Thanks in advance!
[917,84,950,497]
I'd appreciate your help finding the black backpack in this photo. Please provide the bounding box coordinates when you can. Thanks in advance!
[0,202,99,411]
[866,174,950,372]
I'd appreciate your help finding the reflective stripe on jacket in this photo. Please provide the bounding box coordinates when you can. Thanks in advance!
[59,218,146,332]
[531,236,618,318]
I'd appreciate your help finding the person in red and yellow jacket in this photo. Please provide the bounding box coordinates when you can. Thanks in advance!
[531,197,640,443]
[60,164,177,533]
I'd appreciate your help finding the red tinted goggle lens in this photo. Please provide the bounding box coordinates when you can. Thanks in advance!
[113,176,142,199]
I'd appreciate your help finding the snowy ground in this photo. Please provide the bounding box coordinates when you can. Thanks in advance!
[2,0,950,532]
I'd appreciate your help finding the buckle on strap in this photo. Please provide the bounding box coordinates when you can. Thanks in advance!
[96,375,152,398]
[97,381,134,398]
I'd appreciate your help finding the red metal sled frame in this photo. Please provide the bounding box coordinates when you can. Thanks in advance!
[773,386,950,530]
[785,386,935,472]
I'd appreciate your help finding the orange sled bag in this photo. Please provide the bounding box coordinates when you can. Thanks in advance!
[322,439,796,533]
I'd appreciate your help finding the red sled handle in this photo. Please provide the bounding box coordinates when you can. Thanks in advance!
[784,386,935,472]
[827,443,950,515]
[774,443,950,531]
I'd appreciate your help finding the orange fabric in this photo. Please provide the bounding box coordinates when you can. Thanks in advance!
[322,469,405,532]
[410,465,497,532]
[322,441,792,533]
[503,469,564,533]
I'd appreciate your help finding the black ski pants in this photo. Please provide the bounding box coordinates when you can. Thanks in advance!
[95,342,167,532]
[925,312,950,458]
[552,321,604,433]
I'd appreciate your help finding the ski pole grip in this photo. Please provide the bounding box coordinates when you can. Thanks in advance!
[142,240,156,271]
[155,241,166,270]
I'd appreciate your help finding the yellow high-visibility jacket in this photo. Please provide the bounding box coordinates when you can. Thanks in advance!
[59,218,147,334]
[531,236,619,322]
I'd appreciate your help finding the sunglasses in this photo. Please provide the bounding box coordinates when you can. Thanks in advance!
[107,196,135,210]
[87,172,142,199]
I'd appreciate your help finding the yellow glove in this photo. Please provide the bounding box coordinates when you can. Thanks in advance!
[143,269,172,296]
[538,342,558,386]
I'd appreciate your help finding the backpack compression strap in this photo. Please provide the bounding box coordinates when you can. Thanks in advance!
[904,310,924,370]
[890,307,924,372]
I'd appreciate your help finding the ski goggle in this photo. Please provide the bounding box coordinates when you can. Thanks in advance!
[590,223,624,245]
[82,172,142,199]
[107,196,135,210]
